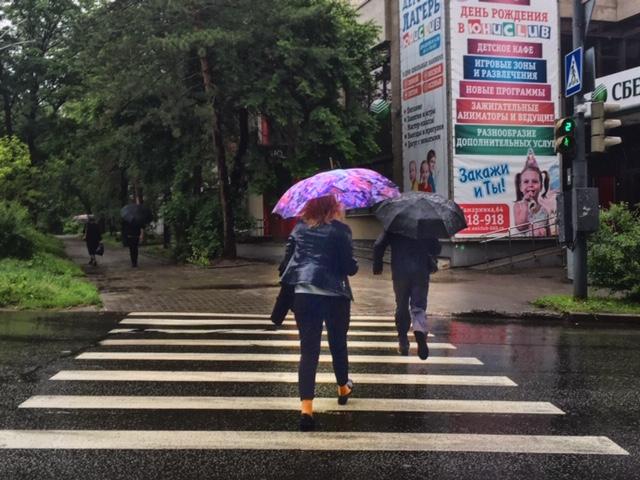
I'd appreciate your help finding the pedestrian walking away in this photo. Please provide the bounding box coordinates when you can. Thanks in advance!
[279,195,358,432]
[372,231,441,360]
[123,221,143,267]
[373,191,466,359]
[83,216,102,267]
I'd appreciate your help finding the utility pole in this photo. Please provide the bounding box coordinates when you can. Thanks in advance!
[571,0,588,299]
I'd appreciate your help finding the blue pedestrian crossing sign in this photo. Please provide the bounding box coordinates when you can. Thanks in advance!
[565,47,583,98]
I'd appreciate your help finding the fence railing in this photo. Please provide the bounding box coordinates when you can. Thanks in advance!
[235,218,264,238]
[478,216,559,266]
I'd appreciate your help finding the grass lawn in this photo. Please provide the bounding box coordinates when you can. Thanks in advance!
[533,294,640,315]
[0,235,101,310]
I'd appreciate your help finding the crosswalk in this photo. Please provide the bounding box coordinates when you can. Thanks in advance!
[3,311,629,457]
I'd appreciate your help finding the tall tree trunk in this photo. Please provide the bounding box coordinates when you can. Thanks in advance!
[26,76,40,163]
[230,107,249,201]
[119,167,129,244]
[1,93,12,136]
[163,189,171,249]
[193,164,203,195]
[119,168,129,206]
[0,63,13,136]
[134,182,144,204]
[198,50,236,258]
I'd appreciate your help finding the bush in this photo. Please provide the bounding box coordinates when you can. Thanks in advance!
[588,202,640,300]
[0,201,36,259]
[162,191,253,264]
[187,197,222,264]
[162,192,222,263]
[62,217,84,235]
[0,252,100,309]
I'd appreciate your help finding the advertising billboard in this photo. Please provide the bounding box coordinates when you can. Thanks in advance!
[450,0,560,238]
[399,0,449,196]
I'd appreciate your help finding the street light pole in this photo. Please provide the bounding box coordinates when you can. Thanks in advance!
[572,0,588,299]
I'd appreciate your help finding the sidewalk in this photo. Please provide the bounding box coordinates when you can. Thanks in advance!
[64,237,573,317]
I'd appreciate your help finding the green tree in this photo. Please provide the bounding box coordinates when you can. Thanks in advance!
[0,135,30,182]
[11,0,380,259]
[155,0,380,257]
[588,203,640,300]
[0,0,83,163]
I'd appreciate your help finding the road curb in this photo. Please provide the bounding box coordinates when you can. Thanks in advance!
[445,309,640,324]
[564,311,640,323]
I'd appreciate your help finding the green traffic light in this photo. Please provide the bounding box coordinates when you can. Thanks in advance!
[557,135,575,154]
[562,119,575,133]
[554,117,577,155]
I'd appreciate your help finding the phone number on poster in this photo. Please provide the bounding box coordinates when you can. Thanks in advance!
[458,204,510,235]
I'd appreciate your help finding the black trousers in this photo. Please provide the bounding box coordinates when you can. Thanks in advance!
[293,293,350,400]
[127,235,139,266]
[86,243,98,256]
[392,272,429,338]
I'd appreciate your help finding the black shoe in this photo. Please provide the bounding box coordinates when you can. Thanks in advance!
[299,414,315,431]
[414,331,429,360]
[397,336,410,356]
[338,379,354,405]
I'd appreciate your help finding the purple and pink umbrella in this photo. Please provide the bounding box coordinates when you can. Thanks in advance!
[272,168,400,218]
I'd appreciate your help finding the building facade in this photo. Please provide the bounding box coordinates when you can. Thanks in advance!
[343,0,640,264]
[249,1,640,258]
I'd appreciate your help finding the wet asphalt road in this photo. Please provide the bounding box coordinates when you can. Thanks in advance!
[0,311,638,479]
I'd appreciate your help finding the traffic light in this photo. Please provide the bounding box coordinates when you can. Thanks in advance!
[555,117,577,156]
[590,101,622,153]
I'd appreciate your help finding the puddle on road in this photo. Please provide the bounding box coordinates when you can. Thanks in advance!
[0,311,121,341]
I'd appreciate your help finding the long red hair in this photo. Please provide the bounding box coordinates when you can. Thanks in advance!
[300,195,344,227]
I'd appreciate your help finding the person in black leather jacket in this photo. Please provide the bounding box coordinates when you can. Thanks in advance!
[279,195,358,431]
[373,231,441,360]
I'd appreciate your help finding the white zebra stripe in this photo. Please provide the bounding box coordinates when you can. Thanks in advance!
[0,430,627,454]
[19,395,564,415]
[99,339,454,349]
[76,352,474,365]
[108,328,435,338]
[120,319,400,328]
[126,312,395,321]
[51,370,517,386]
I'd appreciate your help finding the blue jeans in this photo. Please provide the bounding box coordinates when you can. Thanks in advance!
[293,293,350,400]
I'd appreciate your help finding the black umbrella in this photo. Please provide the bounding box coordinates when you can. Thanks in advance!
[120,204,152,226]
[375,191,467,239]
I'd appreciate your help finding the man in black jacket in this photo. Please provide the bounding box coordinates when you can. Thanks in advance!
[83,217,102,267]
[373,231,441,359]
[122,221,142,267]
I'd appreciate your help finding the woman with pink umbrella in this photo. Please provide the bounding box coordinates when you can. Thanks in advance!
[273,168,399,431]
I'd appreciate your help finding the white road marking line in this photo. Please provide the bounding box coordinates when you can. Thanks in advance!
[51,370,517,386]
[19,396,564,415]
[76,352,474,365]
[0,430,627,454]
[108,328,435,338]
[99,339,454,349]
[120,319,401,328]
[127,312,395,321]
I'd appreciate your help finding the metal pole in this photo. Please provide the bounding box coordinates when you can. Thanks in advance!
[572,0,588,299]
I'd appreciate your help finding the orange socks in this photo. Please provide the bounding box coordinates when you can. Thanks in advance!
[338,383,352,397]
[301,399,313,417]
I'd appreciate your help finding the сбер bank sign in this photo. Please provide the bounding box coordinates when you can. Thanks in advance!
[595,65,640,111]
